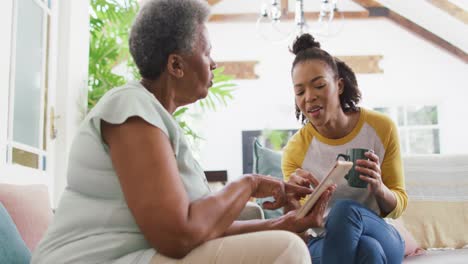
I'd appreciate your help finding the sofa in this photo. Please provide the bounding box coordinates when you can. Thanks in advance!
[0,184,53,264]
[397,154,468,263]
[0,184,264,264]
[253,140,468,263]
[1,152,467,263]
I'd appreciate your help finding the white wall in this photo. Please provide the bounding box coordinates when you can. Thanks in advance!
[197,18,468,181]
[52,0,90,206]
[377,0,468,53]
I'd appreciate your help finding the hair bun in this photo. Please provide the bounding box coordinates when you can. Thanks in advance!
[291,33,320,55]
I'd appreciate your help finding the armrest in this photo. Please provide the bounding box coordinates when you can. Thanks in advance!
[237,201,265,220]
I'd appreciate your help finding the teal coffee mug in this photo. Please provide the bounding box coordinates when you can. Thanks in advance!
[337,148,374,188]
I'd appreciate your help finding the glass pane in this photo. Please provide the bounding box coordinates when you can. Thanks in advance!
[42,156,47,171]
[409,129,440,154]
[399,129,408,154]
[397,107,405,126]
[374,107,390,115]
[407,106,438,126]
[12,0,45,148]
[12,147,39,169]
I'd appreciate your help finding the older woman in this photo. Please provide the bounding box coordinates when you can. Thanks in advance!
[31,1,334,263]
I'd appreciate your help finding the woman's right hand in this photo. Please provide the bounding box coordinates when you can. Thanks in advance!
[248,174,312,210]
[288,168,320,189]
[276,185,336,233]
[285,168,320,211]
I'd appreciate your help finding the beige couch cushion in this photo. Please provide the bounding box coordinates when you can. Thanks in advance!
[401,155,468,249]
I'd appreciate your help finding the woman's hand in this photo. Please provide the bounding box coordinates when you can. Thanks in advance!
[275,185,336,234]
[355,151,399,216]
[248,174,312,210]
[284,168,319,212]
[288,168,320,189]
[355,151,385,197]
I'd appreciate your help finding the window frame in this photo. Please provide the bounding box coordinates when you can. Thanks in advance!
[374,105,440,155]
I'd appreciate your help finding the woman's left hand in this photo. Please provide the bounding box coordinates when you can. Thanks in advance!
[355,151,385,197]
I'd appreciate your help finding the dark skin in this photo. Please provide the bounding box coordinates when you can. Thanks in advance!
[101,25,335,259]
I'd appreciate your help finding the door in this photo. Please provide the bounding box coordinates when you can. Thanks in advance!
[0,0,58,201]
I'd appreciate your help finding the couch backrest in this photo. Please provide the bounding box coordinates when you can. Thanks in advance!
[401,154,468,249]
[0,184,53,252]
[251,140,468,249]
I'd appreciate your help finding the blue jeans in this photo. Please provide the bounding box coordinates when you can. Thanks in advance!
[307,200,405,264]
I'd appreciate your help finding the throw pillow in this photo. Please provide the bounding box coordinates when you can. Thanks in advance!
[0,184,53,251]
[0,202,31,264]
[386,218,425,257]
[252,139,284,219]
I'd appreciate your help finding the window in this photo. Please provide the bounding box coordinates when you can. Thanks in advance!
[6,0,53,170]
[374,106,440,155]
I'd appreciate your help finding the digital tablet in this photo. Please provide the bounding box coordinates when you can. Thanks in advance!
[296,160,353,218]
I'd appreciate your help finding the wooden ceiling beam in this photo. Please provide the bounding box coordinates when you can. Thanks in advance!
[209,11,370,23]
[207,0,467,63]
[351,0,383,8]
[387,11,468,63]
[217,61,259,79]
[427,0,468,24]
[206,0,222,6]
[337,55,384,74]
[281,0,289,16]
[352,0,467,63]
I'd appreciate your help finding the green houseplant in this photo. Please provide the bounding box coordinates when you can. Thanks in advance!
[88,0,235,140]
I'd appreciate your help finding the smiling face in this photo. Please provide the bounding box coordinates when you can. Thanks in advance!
[292,59,343,129]
[176,25,216,104]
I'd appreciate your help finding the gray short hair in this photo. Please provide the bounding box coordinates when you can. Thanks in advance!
[129,0,210,80]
